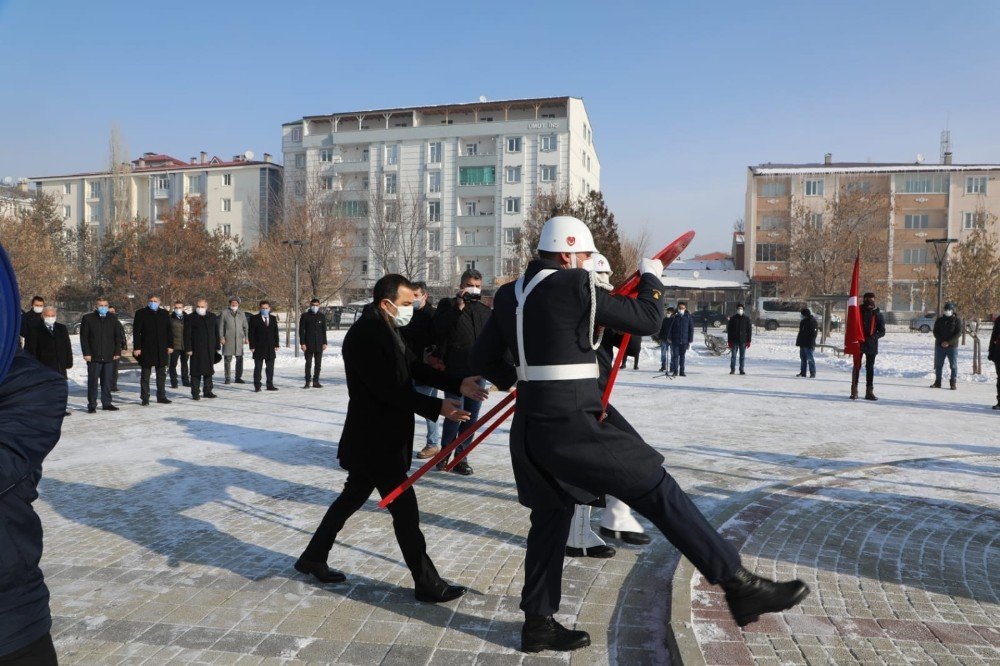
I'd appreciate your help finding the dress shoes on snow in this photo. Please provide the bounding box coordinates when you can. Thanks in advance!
[451,461,473,476]
[722,566,810,627]
[312,380,322,388]
[303,382,311,389]
[930,381,942,388]
[414,583,466,603]
[234,378,246,384]
[950,379,957,390]
[565,544,616,559]
[294,558,346,584]
[599,526,651,545]
[157,397,172,404]
[266,386,279,391]
[141,399,150,406]
[204,392,218,399]
[864,390,878,401]
[102,404,119,411]
[521,615,591,653]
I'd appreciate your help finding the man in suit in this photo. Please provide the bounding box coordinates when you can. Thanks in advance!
[249,300,280,392]
[19,295,45,348]
[133,294,173,406]
[25,306,73,418]
[168,301,190,388]
[80,298,124,413]
[296,274,486,603]
[183,299,220,400]
[298,298,328,388]
[665,300,695,377]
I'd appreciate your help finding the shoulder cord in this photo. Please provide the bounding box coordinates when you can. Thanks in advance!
[589,270,610,350]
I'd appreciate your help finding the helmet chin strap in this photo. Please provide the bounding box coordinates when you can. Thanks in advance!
[570,254,578,269]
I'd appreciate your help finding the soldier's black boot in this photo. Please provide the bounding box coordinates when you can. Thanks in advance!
[521,615,590,653]
[721,567,809,627]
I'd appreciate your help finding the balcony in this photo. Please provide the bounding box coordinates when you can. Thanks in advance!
[456,213,496,227]
[153,187,170,199]
[456,183,496,197]
[457,152,498,167]
[457,242,496,256]
[334,158,370,173]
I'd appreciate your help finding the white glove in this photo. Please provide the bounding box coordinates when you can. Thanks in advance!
[639,258,663,277]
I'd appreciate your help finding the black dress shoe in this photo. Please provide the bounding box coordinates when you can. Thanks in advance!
[739,370,746,375]
[266,386,279,391]
[157,397,172,404]
[141,399,150,406]
[312,380,322,388]
[102,405,119,411]
[254,386,261,392]
[722,566,810,627]
[87,406,97,414]
[234,378,246,384]
[191,394,201,401]
[294,558,347,583]
[521,615,590,653]
[303,382,311,389]
[679,372,687,377]
[224,379,231,385]
[599,526,651,545]
[564,544,616,558]
[170,382,178,389]
[65,411,71,416]
[204,392,218,399]
[451,461,473,476]
[414,583,466,603]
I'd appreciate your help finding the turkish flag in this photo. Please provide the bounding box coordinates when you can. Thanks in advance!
[843,253,865,357]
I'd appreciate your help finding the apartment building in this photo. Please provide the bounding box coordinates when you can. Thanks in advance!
[746,154,1000,312]
[282,96,600,288]
[30,152,283,246]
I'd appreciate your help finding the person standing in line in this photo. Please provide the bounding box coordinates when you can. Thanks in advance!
[930,302,962,390]
[249,300,280,392]
[79,298,123,413]
[25,305,73,417]
[402,281,442,459]
[726,304,752,375]
[132,295,173,406]
[168,301,190,388]
[219,296,249,385]
[19,295,45,348]
[795,308,818,378]
[666,300,695,377]
[299,298,328,389]
[852,292,885,401]
[988,321,999,410]
[183,299,220,400]
[107,305,127,392]
[657,306,675,373]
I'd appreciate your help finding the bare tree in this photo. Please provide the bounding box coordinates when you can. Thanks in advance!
[732,217,746,233]
[618,228,651,279]
[398,187,429,280]
[945,206,1000,322]
[367,176,398,275]
[107,124,133,231]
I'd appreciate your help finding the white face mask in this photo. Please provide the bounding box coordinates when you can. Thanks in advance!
[386,301,413,327]
[43,316,57,326]
[32,306,44,314]
[737,309,744,315]
[310,305,319,313]
[174,308,184,316]
[230,305,239,312]
[944,310,954,317]
[196,307,207,316]
[464,286,481,296]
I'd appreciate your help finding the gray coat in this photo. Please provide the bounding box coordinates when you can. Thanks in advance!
[218,309,249,357]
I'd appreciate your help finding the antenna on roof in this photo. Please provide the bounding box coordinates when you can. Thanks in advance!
[478,95,488,103]
[915,153,925,164]
[939,129,952,164]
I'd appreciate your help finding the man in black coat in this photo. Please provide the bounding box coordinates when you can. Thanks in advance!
[133,294,174,406]
[432,269,491,474]
[930,302,962,390]
[401,282,442,459]
[296,274,487,603]
[796,308,818,378]
[988,321,1000,410]
[19,295,45,348]
[80,297,124,413]
[183,299,220,400]
[726,304,752,375]
[298,298,328,389]
[249,300,280,392]
[25,306,73,378]
[853,292,886,401]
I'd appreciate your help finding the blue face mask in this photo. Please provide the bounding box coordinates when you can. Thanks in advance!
[97,306,109,316]
[149,301,159,310]
[261,309,270,316]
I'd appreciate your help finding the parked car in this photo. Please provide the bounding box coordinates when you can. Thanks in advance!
[320,305,363,330]
[910,312,936,333]
[69,315,133,339]
[689,309,729,328]
[755,298,841,331]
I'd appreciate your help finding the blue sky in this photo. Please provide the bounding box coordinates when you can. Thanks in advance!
[2,0,998,254]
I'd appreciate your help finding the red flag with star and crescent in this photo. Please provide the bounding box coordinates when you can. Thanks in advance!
[843,252,865,357]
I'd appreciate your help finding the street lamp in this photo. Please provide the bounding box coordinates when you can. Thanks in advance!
[925,237,958,316]
[282,239,309,357]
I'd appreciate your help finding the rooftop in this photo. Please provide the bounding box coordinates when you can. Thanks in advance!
[30,152,279,181]
[751,161,1000,175]
[287,96,578,125]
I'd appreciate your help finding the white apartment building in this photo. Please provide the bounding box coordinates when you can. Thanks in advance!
[30,152,283,246]
[282,96,600,288]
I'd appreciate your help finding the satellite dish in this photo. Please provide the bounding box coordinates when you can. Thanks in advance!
[692,271,700,280]
[916,153,925,164]
[1,176,12,186]
[479,95,488,103]
[244,150,255,160]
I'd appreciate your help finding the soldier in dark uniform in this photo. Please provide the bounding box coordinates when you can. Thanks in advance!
[472,216,808,653]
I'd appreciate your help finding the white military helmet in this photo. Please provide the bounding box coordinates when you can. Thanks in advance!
[537,216,597,254]
[591,253,612,275]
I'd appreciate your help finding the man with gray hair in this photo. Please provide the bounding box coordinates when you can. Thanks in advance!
[219,296,249,384]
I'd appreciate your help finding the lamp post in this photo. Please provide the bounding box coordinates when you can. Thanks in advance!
[282,239,309,357]
[925,238,958,316]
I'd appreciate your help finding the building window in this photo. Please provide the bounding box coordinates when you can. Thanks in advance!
[221,224,231,236]
[465,143,478,156]
[188,175,201,192]
[755,244,785,262]
[963,211,987,229]
[223,173,232,186]
[384,173,397,194]
[903,214,929,229]
[804,179,824,196]
[385,144,399,165]
[221,198,232,212]
[844,180,871,194]
[88,204,102,223]
[505,166,521,184]
[586,154,592,171]
[465,201,477,216]
[540,165,557,182]
[360,260,368,275]
[759,215,786,230]
[89,182,101,198]
[428,171,441,193]
[290,127,302,141]
[428,260,440,282]
[503,258,518,275]
[759,181,789,197]
[294,181,305,195]
[428,230,441,251]
[428,142,442,163]
[506,137,522,153]
[896,174,949,194]
[540,134,557,152]
[966,176,988,194]
[465,259,477,271]
[503,228,520,244]
[320,149,333,163]
[462,230,476,247]
[63,205,71,218]
[321,176,335,190]
[428,201,441,222]
[340,200,368,218]
[902,248,930,264]
[459,166,496,186]
[295,154,306,168]
[63,182,72,194]
[809,213,823,229]
[505,197,521,214]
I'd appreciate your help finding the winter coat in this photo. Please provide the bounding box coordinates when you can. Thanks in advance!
[338,305,459,476]
[183,312,220,376]
[218,308,248,356]
[860,307,886,355]
[657,315,673,341]
[665,311,695,346]
[169,313,186,352]
[433,297,491,378]
[796,316,819,349]
[726,313,752,345]
[132,307,173,368]
[0,352,66,657]
[24,322,73,376]
[988,324,1000,362]
[298,311,328,352]
[19,310,42,347]
[79,311,124,363]
[932,314,963,348]
[400,303,437,359]
[248,313,280,360]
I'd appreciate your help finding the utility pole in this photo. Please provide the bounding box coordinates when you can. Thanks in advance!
[282,239,309,358]
[925,238,957,316]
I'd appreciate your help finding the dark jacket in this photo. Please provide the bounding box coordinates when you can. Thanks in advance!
[0,352,67,657]
[169,312,186,352]
[248,313,280,360]
[79,311,124,363]
[726,313,752,345]
[24,322,73,376]
[657,315,673,341]
[796,315,819,349]
[401,303,438,360]
[132,306,174,368]
[860,306,886,355]
[183,312,220,376]
[338,305,460,476]
[433,297,491,378]
[988,323,1000,362]
[932,314,963,348]
[665,311,695,346]
[298,311,328,352]
[19,310,42,347]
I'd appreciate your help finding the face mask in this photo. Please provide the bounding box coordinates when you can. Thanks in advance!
[678,309,686,314]
[230,305,238,312]
[944,310,953,317]
[44,316,56,326]
[737,309,744,315]
[196,307,207,316]
[149,301,159,310]
[97,306,109,316]
[174,308,184,316]
[310,305,319,313]
[32,306,43,314]
[261,309,270,316]
[413,298,423,311]
[386,301,413,327]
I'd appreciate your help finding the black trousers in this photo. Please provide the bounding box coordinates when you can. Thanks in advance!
[140,365,167,401]
[304,351,322,380]
[302,469,443,591]
[191,374,214,397]
[224,355,244,381]
[111,358,120,390]
[169,350,189,386]
[253,356,275,388]
[0,633,57,665]
[994,360,1000,401]
[86,361,114,409]
[851,352,877,388]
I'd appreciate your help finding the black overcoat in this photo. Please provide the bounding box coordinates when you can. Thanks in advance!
[248,314,279,360]
[298,311,328,352]
[183,312,220,376]
[860,307,886,355]
[796,316,818,348]
[433,297,491,378]
[726,313,752,345]
[79,312,124,362]
[24,323,73,375]
[132,307,173,368]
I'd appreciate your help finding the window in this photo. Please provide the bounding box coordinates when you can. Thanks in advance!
[428,171,441,193]
[844,180,871,194]
[221,198,232,212]
[505,166,521,184]
[963,211,987,229]
[582,148,587,165]
[357,229,368,245]
[89,182,101,198]
[294,154,306,168]
[459,166,496,186]
[427,201,441,222]
[465,143,478,156]
[384,173,397,194]
[319,149,333,163]
[428,230,441,251]
[321,176,335,190]
[809,213,823,229]
[223,173,232,186]
[188,175,201,192]
[360,260,368,275]
[384,202,399,219]
[759,181,790,197]
[463,230,476,246]
[290,127,302,141]
[503,258,519,275]
[63,205,71,218]
[63,182,72,194]
[586,154,592,171]
[904,214,929,229]
[759,215,786,230]
[221,224,231,236]
[755,244,786,262]
[804,179,824,196]
[465,201,477,216]
[505,197,521,214]
[89,204,102,223]
[465,259,477,271]
[294,181,305,195]
[504,228,520,244]
[506,137,522,153]
[896,174,949,194]
[902,248,930,264]
[428,142,442,163]
[540,134,557,152]
[428,260,440,281]
[540,165,557,182]
[339,200,368,218]
[966,176,988,194]
[385,144,399,165]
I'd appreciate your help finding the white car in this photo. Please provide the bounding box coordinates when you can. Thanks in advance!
[755,298,841,331]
